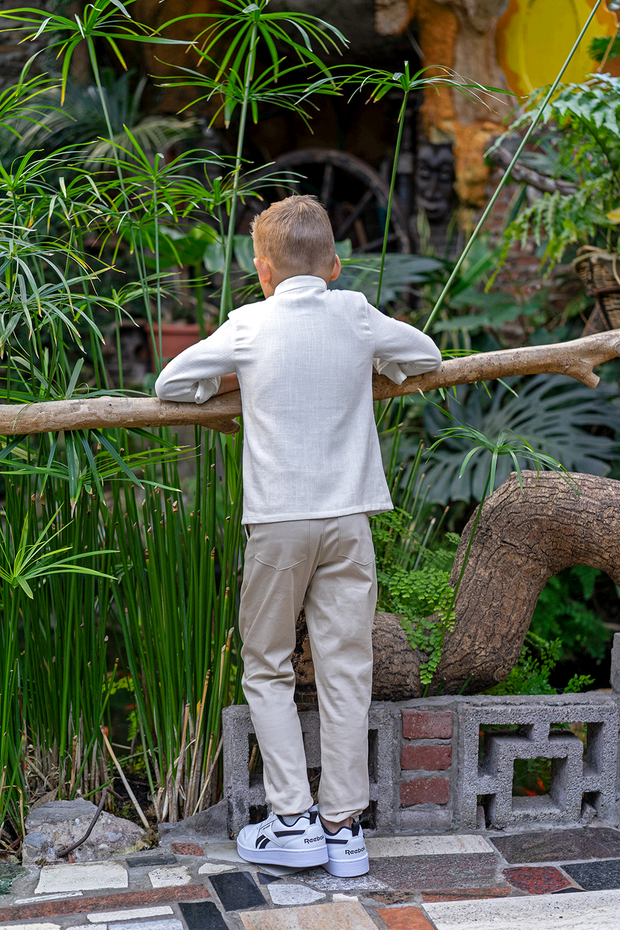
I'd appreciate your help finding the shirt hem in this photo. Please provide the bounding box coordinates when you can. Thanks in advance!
[241,501,394,525]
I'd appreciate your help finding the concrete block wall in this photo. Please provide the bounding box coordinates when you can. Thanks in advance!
[222,635,620,835]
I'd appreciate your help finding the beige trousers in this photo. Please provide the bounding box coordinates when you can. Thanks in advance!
[238,513,376,823]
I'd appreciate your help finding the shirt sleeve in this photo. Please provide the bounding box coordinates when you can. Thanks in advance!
[368,303,441,385]
[154,320,236,404]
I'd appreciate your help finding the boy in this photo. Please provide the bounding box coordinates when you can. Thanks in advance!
[155,195,441,876]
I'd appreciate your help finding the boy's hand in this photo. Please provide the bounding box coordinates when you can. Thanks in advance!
[216,373,240,395]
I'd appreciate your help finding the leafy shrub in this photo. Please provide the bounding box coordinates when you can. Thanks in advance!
[530,565,612,664]
[371,511,459,685]
[421,374,620,504]
[486,632,594,696]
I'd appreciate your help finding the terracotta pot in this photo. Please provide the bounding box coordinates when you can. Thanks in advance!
[147,323,212,370]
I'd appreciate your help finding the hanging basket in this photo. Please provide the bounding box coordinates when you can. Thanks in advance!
[573,248,620,335]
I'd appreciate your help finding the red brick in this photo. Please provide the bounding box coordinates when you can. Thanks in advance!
[402,710,453,740]
[401,744,452,771]
[0,886,210,923]
[401,777,450,806]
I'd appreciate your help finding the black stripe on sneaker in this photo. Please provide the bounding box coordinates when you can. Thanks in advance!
[325,837,349,845]
[273,830,305,838]
[255,834,267,848]
[258,837,270,849]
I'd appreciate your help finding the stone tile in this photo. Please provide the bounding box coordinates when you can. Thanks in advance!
[366,836,493,860]
[423,888,620,928]
[257,873,281,885]
[198,864,236,876]
[0,887,210,923]
[267,884,325,906]
[552,886,586,894]
[300,871,388,892]
[148,866,192,888]
[370,854,499,890]
[252,864,302,878]
[490,827,620,864]
[111,921,183,930]
[0,924,60,930]
[36,862,128,895]
[171,844,204,857]
[421,888,511,903]
[71,925,105,930]
[331,895,357,902]
[14,892,83,904]
[380,907,436,930]
[209,871,265,911]
[126,856,178,870]
[87,906,174,922]
[179,901,230,930]
[562,859,620,891]
[371,892,419,906]
[503,866,572,895]
[238,900,378,929]
[202,843,245,864]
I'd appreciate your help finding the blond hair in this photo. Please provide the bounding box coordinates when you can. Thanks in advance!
[251,195,335,276]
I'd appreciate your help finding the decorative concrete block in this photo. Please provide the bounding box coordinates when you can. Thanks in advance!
[402,711,453,740]
[401,745,452,771]
[401,778,450,806]
[222,702,400,835]
[456,694,619,830]
[611,633,620,695]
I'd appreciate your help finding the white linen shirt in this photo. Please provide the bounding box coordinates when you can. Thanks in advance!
[155,275,441,524]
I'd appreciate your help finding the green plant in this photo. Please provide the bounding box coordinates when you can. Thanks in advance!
[421,374,620,504]
[486,632,594,696]
[493,73,620,273]
[531,566,612,664]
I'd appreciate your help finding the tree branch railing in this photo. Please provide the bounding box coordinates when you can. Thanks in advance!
[1,330,619,437]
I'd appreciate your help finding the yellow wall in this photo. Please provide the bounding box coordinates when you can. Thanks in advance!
[497,0,619,97]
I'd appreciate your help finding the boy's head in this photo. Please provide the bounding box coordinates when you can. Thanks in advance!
[251,194,340,295]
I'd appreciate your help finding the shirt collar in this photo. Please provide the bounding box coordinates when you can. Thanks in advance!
[273,275,327,296]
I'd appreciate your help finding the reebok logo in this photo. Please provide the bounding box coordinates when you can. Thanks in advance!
[345,847,365,855]
[304,836,322,844]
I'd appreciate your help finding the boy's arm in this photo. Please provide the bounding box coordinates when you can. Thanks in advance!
[216,373,240,395]
[369,304,441,384]
[155,321,236,404]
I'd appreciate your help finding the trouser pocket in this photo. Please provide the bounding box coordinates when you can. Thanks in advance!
[252,520,309,571]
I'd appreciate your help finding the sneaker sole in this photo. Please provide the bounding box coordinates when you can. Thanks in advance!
[237,840,328,867]
[323,852,370,877]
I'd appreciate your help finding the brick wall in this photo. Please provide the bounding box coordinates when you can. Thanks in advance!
[399,708,455,831]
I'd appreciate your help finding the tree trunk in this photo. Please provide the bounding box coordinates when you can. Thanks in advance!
[293,471,620,699]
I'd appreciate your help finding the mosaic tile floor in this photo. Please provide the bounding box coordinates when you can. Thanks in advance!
[1,826,620,929]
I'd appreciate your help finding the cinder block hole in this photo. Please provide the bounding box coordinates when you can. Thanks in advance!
[248,733,263,787]
[512,757,551,798]
[512,756,568,812]
[368,728,378,782]
[582,790,601,816]
[584,721,603,775]
[477,794,495,828]
[249,804,269,824]
[359,800,376,831]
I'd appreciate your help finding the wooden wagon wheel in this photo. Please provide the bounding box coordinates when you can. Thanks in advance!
[237,147,410,254]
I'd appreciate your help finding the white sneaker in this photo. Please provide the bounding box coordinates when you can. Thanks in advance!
[323,821,370,877]
[237,809,328,867]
